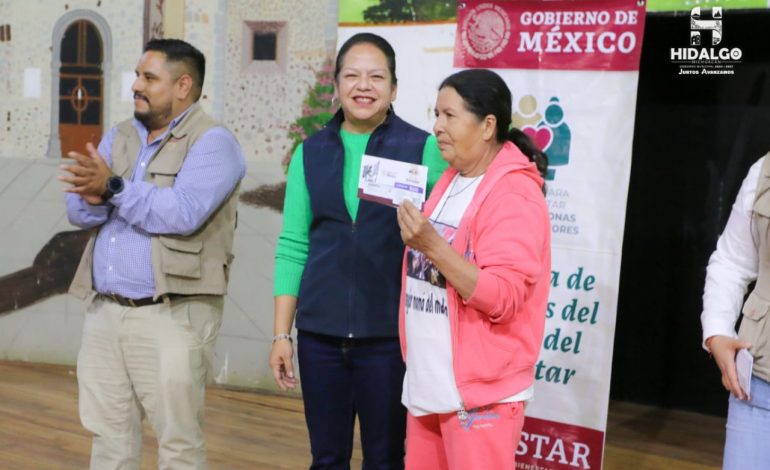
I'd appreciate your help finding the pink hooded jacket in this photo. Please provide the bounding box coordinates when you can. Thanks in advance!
[399,141,551,410]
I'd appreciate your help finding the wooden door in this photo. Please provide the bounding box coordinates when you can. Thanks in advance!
[59,20,103,156]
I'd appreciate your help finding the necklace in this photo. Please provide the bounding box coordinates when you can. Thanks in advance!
[432,173,483,223]
[448,174,483,198]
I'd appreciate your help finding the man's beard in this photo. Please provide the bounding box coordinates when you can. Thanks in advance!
[134,100,173,131]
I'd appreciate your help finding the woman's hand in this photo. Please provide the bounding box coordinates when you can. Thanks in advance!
[270,296,299,391]
[269,338,298,391]
[397,200,443,255]
[398,199,479,299]
[708,335,751,400]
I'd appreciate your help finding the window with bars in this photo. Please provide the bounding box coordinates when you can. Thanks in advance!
[242,21,287,73]
[252,32,277,61]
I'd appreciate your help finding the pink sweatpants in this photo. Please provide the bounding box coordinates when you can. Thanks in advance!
[405,402,525,470]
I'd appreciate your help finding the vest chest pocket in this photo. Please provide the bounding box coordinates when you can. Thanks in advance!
[159,236,203,279]
[740,291,770,359]
[147,142,187,188]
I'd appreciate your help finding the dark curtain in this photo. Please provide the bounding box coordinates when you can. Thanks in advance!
[611,10,770,415]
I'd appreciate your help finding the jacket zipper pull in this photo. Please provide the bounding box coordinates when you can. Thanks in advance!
[457,406,468,422]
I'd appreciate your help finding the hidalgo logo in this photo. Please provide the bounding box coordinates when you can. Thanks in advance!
[690,6,722,46]
[513,95,571,181]
[670,7,742,75]
[461,3,511,60]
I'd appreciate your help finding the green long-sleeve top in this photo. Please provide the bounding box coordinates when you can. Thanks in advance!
[274,129,447,296]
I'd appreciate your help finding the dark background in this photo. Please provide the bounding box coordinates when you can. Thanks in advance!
[611,9,770,415]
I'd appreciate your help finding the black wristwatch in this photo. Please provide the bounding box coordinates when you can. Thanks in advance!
[102,175,125,202]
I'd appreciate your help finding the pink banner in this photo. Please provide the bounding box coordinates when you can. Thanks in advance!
[516,417,604,470]
[454,0,646,71]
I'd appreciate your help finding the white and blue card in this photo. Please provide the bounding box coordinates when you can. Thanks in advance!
[358,154,428,209]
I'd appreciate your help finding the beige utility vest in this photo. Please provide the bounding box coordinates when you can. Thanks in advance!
[741,154,770,382]
[69,103,240,300]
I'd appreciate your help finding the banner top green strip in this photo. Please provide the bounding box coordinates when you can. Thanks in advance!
[628,0,764,12]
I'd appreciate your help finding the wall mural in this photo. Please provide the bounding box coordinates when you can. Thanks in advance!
[0,230,90,316]
[240,57,335,213]
[239,0,457,213]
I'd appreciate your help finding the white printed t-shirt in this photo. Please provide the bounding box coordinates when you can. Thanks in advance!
[402,173,533,417]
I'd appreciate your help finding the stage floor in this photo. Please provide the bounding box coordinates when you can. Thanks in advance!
[0,361,723,469]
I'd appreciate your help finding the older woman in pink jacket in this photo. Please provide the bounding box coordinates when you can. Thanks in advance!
[396,69,551,470]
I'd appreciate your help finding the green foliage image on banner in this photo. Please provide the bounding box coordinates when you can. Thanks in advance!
[339,0,456,24]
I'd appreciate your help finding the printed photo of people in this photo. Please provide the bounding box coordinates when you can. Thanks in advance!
[406,248,446,289]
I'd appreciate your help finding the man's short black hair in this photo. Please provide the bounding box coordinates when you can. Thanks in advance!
[144,39,205,100]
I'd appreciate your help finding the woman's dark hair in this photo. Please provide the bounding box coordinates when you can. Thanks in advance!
[439,69,548,184]
[335,33,397,85]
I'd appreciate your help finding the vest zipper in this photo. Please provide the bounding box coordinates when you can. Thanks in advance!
[348,221,358,337]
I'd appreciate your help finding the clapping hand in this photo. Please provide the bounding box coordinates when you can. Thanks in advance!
[59,142,110,205]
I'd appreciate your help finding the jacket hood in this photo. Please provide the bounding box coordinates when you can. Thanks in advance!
[483,140,544,189]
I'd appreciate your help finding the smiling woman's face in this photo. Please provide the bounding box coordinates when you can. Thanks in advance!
[335,42,397,134]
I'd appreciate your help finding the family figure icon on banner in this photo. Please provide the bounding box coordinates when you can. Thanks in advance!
[513,95,572,180]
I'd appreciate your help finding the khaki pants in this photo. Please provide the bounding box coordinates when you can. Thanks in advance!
[77,295,223,470]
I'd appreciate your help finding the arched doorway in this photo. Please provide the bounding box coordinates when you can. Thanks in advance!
[58,19,103,157]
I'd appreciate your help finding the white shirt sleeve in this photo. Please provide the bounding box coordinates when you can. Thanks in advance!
[701,157,764,348]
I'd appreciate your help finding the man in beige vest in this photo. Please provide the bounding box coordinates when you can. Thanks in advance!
[60,39,245,470]
[702,153,770,468]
